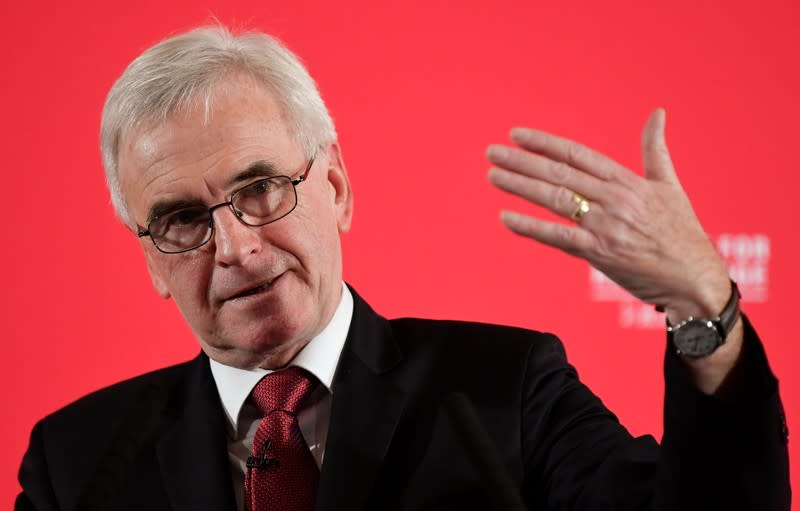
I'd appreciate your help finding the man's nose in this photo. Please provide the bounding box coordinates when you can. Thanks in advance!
[211,207,263,266]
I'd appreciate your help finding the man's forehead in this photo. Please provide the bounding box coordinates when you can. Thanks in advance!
[121,118,217,169]
[127,129,165,164]
[120,85,294,172]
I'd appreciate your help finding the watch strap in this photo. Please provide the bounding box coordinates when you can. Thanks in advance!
[716,280,741,339]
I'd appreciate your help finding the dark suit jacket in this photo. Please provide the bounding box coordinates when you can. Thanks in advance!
[17,289,790,510]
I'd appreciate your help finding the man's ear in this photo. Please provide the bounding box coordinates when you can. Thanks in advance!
[144,249,171,299]
[324,143,354,233]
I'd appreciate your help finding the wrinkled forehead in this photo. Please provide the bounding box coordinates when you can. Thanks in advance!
[121,74,291,159]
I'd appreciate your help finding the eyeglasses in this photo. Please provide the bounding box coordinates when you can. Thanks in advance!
[137,158,315,254]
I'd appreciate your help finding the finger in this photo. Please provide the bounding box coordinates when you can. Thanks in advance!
[500,210,595,256]
[508,127,633,185]
[486,145,611,201]
[488,167,602,223]
[641,108,678,183]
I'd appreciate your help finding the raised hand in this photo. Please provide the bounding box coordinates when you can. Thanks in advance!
[486,109,730,323]
[487,109,743,393]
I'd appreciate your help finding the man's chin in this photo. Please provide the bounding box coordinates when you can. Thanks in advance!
[202,326,311,370]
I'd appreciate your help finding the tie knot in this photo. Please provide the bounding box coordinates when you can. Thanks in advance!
[251,367,318,416]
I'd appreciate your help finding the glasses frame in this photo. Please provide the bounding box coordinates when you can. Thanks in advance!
[137,157,315,254]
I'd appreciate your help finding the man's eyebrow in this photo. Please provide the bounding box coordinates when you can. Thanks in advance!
[147,199,201,224]
[227,160,283,186]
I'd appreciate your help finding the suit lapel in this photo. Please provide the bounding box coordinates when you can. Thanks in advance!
[156,355,238,511]
[315,289,407,511]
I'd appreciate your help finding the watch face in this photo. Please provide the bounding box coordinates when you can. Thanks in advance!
[673,320,722,357]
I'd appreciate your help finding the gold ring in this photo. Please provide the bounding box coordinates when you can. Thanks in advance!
[569,192,590,221]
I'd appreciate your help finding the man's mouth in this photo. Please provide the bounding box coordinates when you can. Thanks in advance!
[227,274,282,301]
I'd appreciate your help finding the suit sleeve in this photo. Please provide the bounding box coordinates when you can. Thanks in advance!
[657,315,790,510]
[518,319,790,511]
[16,420,60,511]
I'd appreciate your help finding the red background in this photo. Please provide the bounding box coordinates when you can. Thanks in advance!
[2,0,798,506]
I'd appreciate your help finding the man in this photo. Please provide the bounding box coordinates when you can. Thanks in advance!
[16,25,790,511]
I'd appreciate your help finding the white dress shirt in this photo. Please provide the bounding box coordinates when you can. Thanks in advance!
[209,283,353,511]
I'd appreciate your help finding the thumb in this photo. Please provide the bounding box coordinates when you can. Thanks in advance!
[641,108,677,183]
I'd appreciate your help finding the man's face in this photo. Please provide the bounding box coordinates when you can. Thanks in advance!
[117,75,353,369]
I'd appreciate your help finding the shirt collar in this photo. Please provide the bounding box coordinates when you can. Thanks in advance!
[209,282,353,432]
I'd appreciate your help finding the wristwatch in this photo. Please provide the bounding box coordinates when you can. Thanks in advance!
[667,280,741,358]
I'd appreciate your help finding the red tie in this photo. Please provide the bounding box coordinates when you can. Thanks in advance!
[244,367,320,511]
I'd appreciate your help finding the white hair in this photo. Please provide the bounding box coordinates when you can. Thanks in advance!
[100,25,337,227]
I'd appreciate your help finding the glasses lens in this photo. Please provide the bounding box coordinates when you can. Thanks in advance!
[233,177,297,226]
[149,206,212,253]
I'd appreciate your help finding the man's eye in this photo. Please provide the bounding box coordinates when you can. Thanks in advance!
[250,180,272,195]
[169,208,206,226]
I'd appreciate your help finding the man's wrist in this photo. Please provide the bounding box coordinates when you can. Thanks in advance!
[662,273,733,326]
